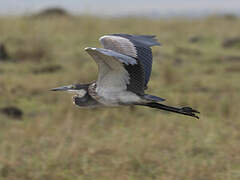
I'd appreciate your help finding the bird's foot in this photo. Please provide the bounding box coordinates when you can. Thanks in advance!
[180,107,200,119]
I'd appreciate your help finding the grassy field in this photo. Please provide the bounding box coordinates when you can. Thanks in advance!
[0,14,240,180]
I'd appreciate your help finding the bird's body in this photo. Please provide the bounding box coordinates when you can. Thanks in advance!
[51,34,200,119]
[88,82,142,106]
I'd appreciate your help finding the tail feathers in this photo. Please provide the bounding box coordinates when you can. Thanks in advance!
[143,94,165,102]
[138,102,200,119]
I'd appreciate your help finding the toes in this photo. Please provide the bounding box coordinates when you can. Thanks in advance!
[182,107,200,114]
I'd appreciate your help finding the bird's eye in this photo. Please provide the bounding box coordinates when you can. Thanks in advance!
[71,85,76,89]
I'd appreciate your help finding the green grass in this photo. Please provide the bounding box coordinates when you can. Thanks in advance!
[0,15,240,180]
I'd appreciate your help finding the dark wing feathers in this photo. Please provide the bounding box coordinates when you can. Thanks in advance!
[124,59,145,95]
[99,34,160,94]
[134,46,153,86]
[112,34,160,47]
[111,34,160,88]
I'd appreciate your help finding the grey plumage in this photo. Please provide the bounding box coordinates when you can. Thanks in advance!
[112,34,160,86]
[100,34,160,91]
[86,48,137,65]
[51,34,200,119]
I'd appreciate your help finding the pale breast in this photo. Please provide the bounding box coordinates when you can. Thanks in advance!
[89,82,142,106]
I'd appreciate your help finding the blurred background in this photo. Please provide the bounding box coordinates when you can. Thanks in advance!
[0,1,240,180]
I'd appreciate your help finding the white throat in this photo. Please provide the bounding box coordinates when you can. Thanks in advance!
[76,89,87,97]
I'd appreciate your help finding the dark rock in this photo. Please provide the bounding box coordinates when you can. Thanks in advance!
[175,47,201,56]
[222,37,240,48]
[189,36,202,43]
[1,164,13,178]
[32,65,62,74]
[174,58,183,65]
[189,146,214,156]
[0,106,23,119]
[225,66,240,73]
[222,56,240,62]
[196,87,211,93]
[36,7,70,17]
[0,44,9,60]
[14,43,49,62]
[222,14,238,21]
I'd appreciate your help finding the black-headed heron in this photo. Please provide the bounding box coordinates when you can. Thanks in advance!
[51,34,199,119]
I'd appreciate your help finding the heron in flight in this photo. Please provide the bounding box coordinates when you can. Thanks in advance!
[51,34,199,119]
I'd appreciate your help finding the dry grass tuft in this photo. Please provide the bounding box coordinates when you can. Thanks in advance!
[11,37,51,62]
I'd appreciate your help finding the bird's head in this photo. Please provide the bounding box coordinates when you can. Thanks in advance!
[51,83,98,107]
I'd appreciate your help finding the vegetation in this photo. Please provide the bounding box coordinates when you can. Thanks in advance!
[0,15,240,180]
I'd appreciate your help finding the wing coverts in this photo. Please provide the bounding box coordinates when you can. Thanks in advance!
[100,34,160,92]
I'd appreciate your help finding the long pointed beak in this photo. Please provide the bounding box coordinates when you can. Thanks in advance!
[50,85,74,91]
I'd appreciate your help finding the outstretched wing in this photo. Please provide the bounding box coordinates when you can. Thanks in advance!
[85,47,145,95]
[99,34,160,89]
